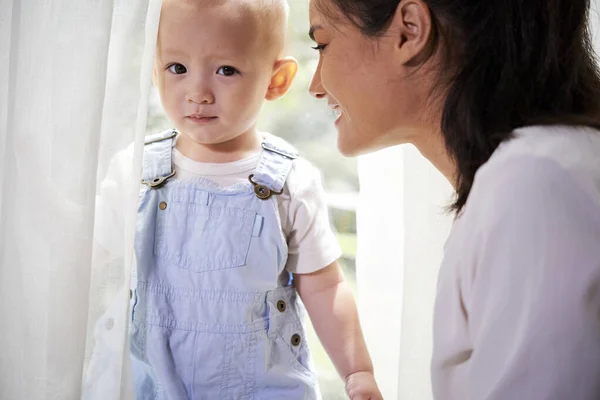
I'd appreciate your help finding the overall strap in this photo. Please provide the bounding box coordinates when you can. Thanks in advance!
[249,135,298,200]
[141,129,177,189]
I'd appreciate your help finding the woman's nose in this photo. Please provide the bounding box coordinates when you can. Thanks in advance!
[309,60,326,100]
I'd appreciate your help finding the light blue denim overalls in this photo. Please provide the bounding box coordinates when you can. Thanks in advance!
[129,130,319,399]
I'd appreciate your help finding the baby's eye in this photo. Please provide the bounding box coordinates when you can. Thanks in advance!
[217,66,239,76]
[167,64,187,75]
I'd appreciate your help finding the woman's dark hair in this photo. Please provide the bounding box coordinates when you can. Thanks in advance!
[318,0,600,213]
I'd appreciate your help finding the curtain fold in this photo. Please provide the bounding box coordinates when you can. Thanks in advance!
[357,145,453,399]
[0,1,160,398]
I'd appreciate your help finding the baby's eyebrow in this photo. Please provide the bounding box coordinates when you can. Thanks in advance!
[158,48,187,58]
[308,25,323,41]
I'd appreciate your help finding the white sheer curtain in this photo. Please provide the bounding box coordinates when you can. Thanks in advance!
[356,145,454,399]
[0,1,160,398]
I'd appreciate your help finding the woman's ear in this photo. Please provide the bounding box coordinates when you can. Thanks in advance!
[388,0,433,66]
[265,57,298,101]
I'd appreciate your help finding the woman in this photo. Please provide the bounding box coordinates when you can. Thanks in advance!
[308,0,600,399]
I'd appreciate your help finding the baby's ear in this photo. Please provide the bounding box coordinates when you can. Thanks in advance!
[265,57,298,101]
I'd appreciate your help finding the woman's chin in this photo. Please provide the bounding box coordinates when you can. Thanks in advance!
[337,137,367,157]
[337,133,383,158]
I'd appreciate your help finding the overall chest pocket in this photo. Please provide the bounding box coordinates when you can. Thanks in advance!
[154,196,257,273]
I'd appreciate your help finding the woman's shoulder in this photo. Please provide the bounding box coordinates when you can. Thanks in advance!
[483,125,600,180]
[454,125,600,235]
[469,125,600,213]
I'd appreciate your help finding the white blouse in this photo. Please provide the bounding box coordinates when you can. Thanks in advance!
[432,125,600,399]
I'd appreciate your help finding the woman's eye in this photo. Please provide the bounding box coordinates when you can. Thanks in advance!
[311,44,328,53]
[167,64,187,74]
[217,66,239,76]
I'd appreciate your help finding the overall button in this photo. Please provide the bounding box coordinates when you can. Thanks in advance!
[159,201,167,210]
[277,300,286,313]
[291,333,302,347]
[254,184,271,200]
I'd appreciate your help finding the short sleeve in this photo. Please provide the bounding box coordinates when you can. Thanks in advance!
[283,159,342,274]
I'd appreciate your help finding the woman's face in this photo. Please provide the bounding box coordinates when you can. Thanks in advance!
[308,0,439,156]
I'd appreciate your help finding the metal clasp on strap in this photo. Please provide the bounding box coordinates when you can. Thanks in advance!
[248,174,283,200]
[142,170,176,189]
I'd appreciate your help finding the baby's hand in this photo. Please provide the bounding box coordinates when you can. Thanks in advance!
[344,371,383,400]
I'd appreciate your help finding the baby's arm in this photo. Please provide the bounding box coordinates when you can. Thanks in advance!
[294,261,382,400]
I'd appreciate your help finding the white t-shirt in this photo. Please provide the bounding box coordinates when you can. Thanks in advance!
[94,136,341,275]
[432,125,600,399]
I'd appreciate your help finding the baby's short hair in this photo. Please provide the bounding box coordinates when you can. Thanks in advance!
[162,0,289,57]
[239,0,290,57]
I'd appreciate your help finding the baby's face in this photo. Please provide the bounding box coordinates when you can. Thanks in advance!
[155,0,284,146]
